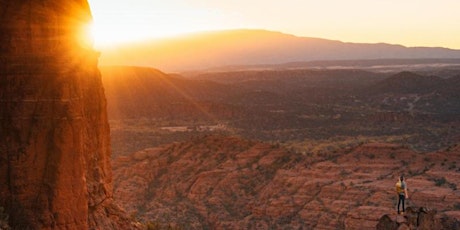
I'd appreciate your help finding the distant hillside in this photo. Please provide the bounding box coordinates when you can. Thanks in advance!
[371,71,445,94]
[367,71,460,115]
[102,66,460,155]
[98,29,460,71]
[100,66,242,119]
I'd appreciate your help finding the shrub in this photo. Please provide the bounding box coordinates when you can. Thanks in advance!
[454,203,460,210]
[340,169,350,177]
[434,177,447,186]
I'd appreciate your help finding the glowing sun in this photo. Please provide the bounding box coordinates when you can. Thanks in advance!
[87,1,227,49]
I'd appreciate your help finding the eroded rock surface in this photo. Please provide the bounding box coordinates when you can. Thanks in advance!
[0,0,137,229]
[113,136,460,229]
[377,207,460,230]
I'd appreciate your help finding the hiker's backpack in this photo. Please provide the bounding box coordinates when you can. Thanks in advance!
[395,181,404,194]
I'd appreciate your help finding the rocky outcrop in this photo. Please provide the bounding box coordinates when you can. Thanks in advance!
[377,207,460,230]
[113,136,460,229]
[0,0,137,229]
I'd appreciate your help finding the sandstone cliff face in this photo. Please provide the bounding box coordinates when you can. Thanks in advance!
[0,0,135,229]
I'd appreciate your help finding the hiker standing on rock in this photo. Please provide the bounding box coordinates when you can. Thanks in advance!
[396,175,409,214]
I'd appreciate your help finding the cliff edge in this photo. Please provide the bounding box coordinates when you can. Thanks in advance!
[0,0,136,229]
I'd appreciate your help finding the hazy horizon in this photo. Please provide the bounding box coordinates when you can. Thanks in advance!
[88,0,460,50]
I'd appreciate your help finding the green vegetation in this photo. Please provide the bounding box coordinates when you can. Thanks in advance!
[454,203,460,210]
[448,162,457,170]
[389,152,396,159]
[434,177,447,186]
[432,177,456,190]
[434,177,457,190]
[340,169,351,178]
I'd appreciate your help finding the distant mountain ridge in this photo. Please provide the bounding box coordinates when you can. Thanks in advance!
[99,29,460,71]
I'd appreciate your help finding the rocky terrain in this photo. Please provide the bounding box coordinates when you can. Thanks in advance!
[101,66,460,229]
[0,0,137,229]
[113,135,460,229]
[1,1,458,229]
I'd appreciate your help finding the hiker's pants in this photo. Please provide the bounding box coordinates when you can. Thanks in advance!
[398,194,405,212]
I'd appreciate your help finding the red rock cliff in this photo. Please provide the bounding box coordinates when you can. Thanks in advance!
[0,0,135,229]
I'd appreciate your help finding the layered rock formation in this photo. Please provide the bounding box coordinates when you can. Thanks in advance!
[0,0,136,229]
[377,207,460,230]
[113,135,460,229]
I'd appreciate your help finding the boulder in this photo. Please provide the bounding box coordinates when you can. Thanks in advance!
[377,207,450,230]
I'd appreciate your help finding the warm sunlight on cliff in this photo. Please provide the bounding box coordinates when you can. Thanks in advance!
[77,22,95,49]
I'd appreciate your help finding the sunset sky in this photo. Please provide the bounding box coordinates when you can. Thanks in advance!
[88,0,460,49]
